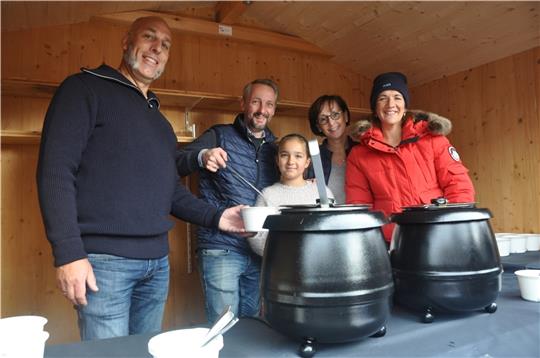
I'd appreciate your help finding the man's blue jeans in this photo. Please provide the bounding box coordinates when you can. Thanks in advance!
[198,249,261,323]
[77,254,169,340]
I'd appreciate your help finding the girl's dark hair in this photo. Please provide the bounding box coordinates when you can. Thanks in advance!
[278,133,310,158]
[308,95,351,136]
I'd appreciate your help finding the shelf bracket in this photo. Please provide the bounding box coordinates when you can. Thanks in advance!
[183,97,204,138]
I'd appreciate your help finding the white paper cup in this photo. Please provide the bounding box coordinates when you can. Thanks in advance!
[524,234,540,251]
[241,207,279,232]
[515,270,540,302]
[0,330,49,358]
[496,237,511,257]
[148,328,223,358]
[507,234,527,254]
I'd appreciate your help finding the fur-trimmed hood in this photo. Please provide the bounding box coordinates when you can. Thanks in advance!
[348,110,452,141]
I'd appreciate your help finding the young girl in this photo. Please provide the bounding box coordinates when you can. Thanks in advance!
[248,133,334,256]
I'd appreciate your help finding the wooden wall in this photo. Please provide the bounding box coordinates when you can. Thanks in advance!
[1,18,371,106]
[411,47,540,234]
[1,18,370,343]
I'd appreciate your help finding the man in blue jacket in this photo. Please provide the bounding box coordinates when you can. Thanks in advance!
[177,79,280,323]
[37,16,245,340]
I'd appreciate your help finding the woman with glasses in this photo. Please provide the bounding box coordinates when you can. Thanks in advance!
[307,95,356,204]
[346,72,475,243]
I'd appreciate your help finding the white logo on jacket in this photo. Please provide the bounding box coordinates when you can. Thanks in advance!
[448,146,461,161]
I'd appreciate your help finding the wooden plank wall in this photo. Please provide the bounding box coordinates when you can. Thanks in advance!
[1,18,371,106]
[1,19,370,343]
[411,47,540,234]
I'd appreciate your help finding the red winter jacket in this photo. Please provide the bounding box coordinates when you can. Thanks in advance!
[346,111,475,242]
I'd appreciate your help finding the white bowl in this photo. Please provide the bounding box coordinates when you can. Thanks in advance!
[523,234,540,251]
[148,328,223,358]
[241,206,279,232]
[496,237,511,257]
[515,270,540,302]
[0,315,47,335]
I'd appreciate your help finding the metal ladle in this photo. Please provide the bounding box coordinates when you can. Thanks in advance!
[227,165,275,206]
[308,139,330,208]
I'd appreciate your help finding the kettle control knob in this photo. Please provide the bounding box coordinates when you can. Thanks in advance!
[431,197,448,206]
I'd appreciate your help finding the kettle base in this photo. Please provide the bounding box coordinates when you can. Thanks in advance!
[370,325,387,337]
[264,296,392,344]
[393,270,501,320]
[484,302,498,313]
[421,302,497,323]
[298,338,316,358]
[296,327,386,358]
[422,308,435,323]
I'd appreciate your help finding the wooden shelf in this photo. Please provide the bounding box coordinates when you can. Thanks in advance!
[2,79,58,98]
[276,99,371,120]
[176,135,195,143]
[1,130,42,144]
[1,78,371,120]
[1,130,194,145]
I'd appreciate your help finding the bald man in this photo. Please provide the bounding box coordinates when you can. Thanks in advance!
[37,16,245,340]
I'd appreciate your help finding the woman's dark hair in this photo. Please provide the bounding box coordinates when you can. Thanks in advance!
[308,95,351,136]
[277,133,310,159]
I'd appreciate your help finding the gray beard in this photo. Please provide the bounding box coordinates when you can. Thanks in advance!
[123,47,163,82]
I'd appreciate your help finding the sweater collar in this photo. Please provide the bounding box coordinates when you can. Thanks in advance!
[81,64,160,109]
[233,113,276,143]
[321,136,355,155]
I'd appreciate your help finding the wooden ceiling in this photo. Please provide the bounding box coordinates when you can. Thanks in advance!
[2,1,539,86]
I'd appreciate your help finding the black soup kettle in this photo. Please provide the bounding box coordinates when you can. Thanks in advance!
[261,204,393,357]
[390,198,502,323]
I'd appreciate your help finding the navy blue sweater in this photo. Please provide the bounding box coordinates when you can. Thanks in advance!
[37,65,222,267]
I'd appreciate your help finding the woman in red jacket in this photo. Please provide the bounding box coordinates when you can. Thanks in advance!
[346,72,475,243]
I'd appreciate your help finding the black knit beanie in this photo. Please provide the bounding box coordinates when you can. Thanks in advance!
[370,72,410,111]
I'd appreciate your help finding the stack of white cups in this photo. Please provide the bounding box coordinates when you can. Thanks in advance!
[495,233,511,256]
[0,315,49,358]
[508,234,527,254]
[523,234,540,251]
[495,233,540,256]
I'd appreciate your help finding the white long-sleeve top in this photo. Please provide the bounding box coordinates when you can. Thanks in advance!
[248,181,334,256]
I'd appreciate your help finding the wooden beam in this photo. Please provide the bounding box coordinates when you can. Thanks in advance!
[94,11,330,57]
[214,1,248,25]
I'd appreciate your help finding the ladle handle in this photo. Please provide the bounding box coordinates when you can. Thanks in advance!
[200,317,239,348]
[200,305,234,347]
[308,140,330,207]
[228,165,273,206]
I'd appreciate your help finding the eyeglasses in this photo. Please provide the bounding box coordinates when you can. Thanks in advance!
[317,111,342,126]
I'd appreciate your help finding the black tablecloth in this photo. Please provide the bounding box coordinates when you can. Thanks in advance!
[501,251,540,272]
[45,264,540,358]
